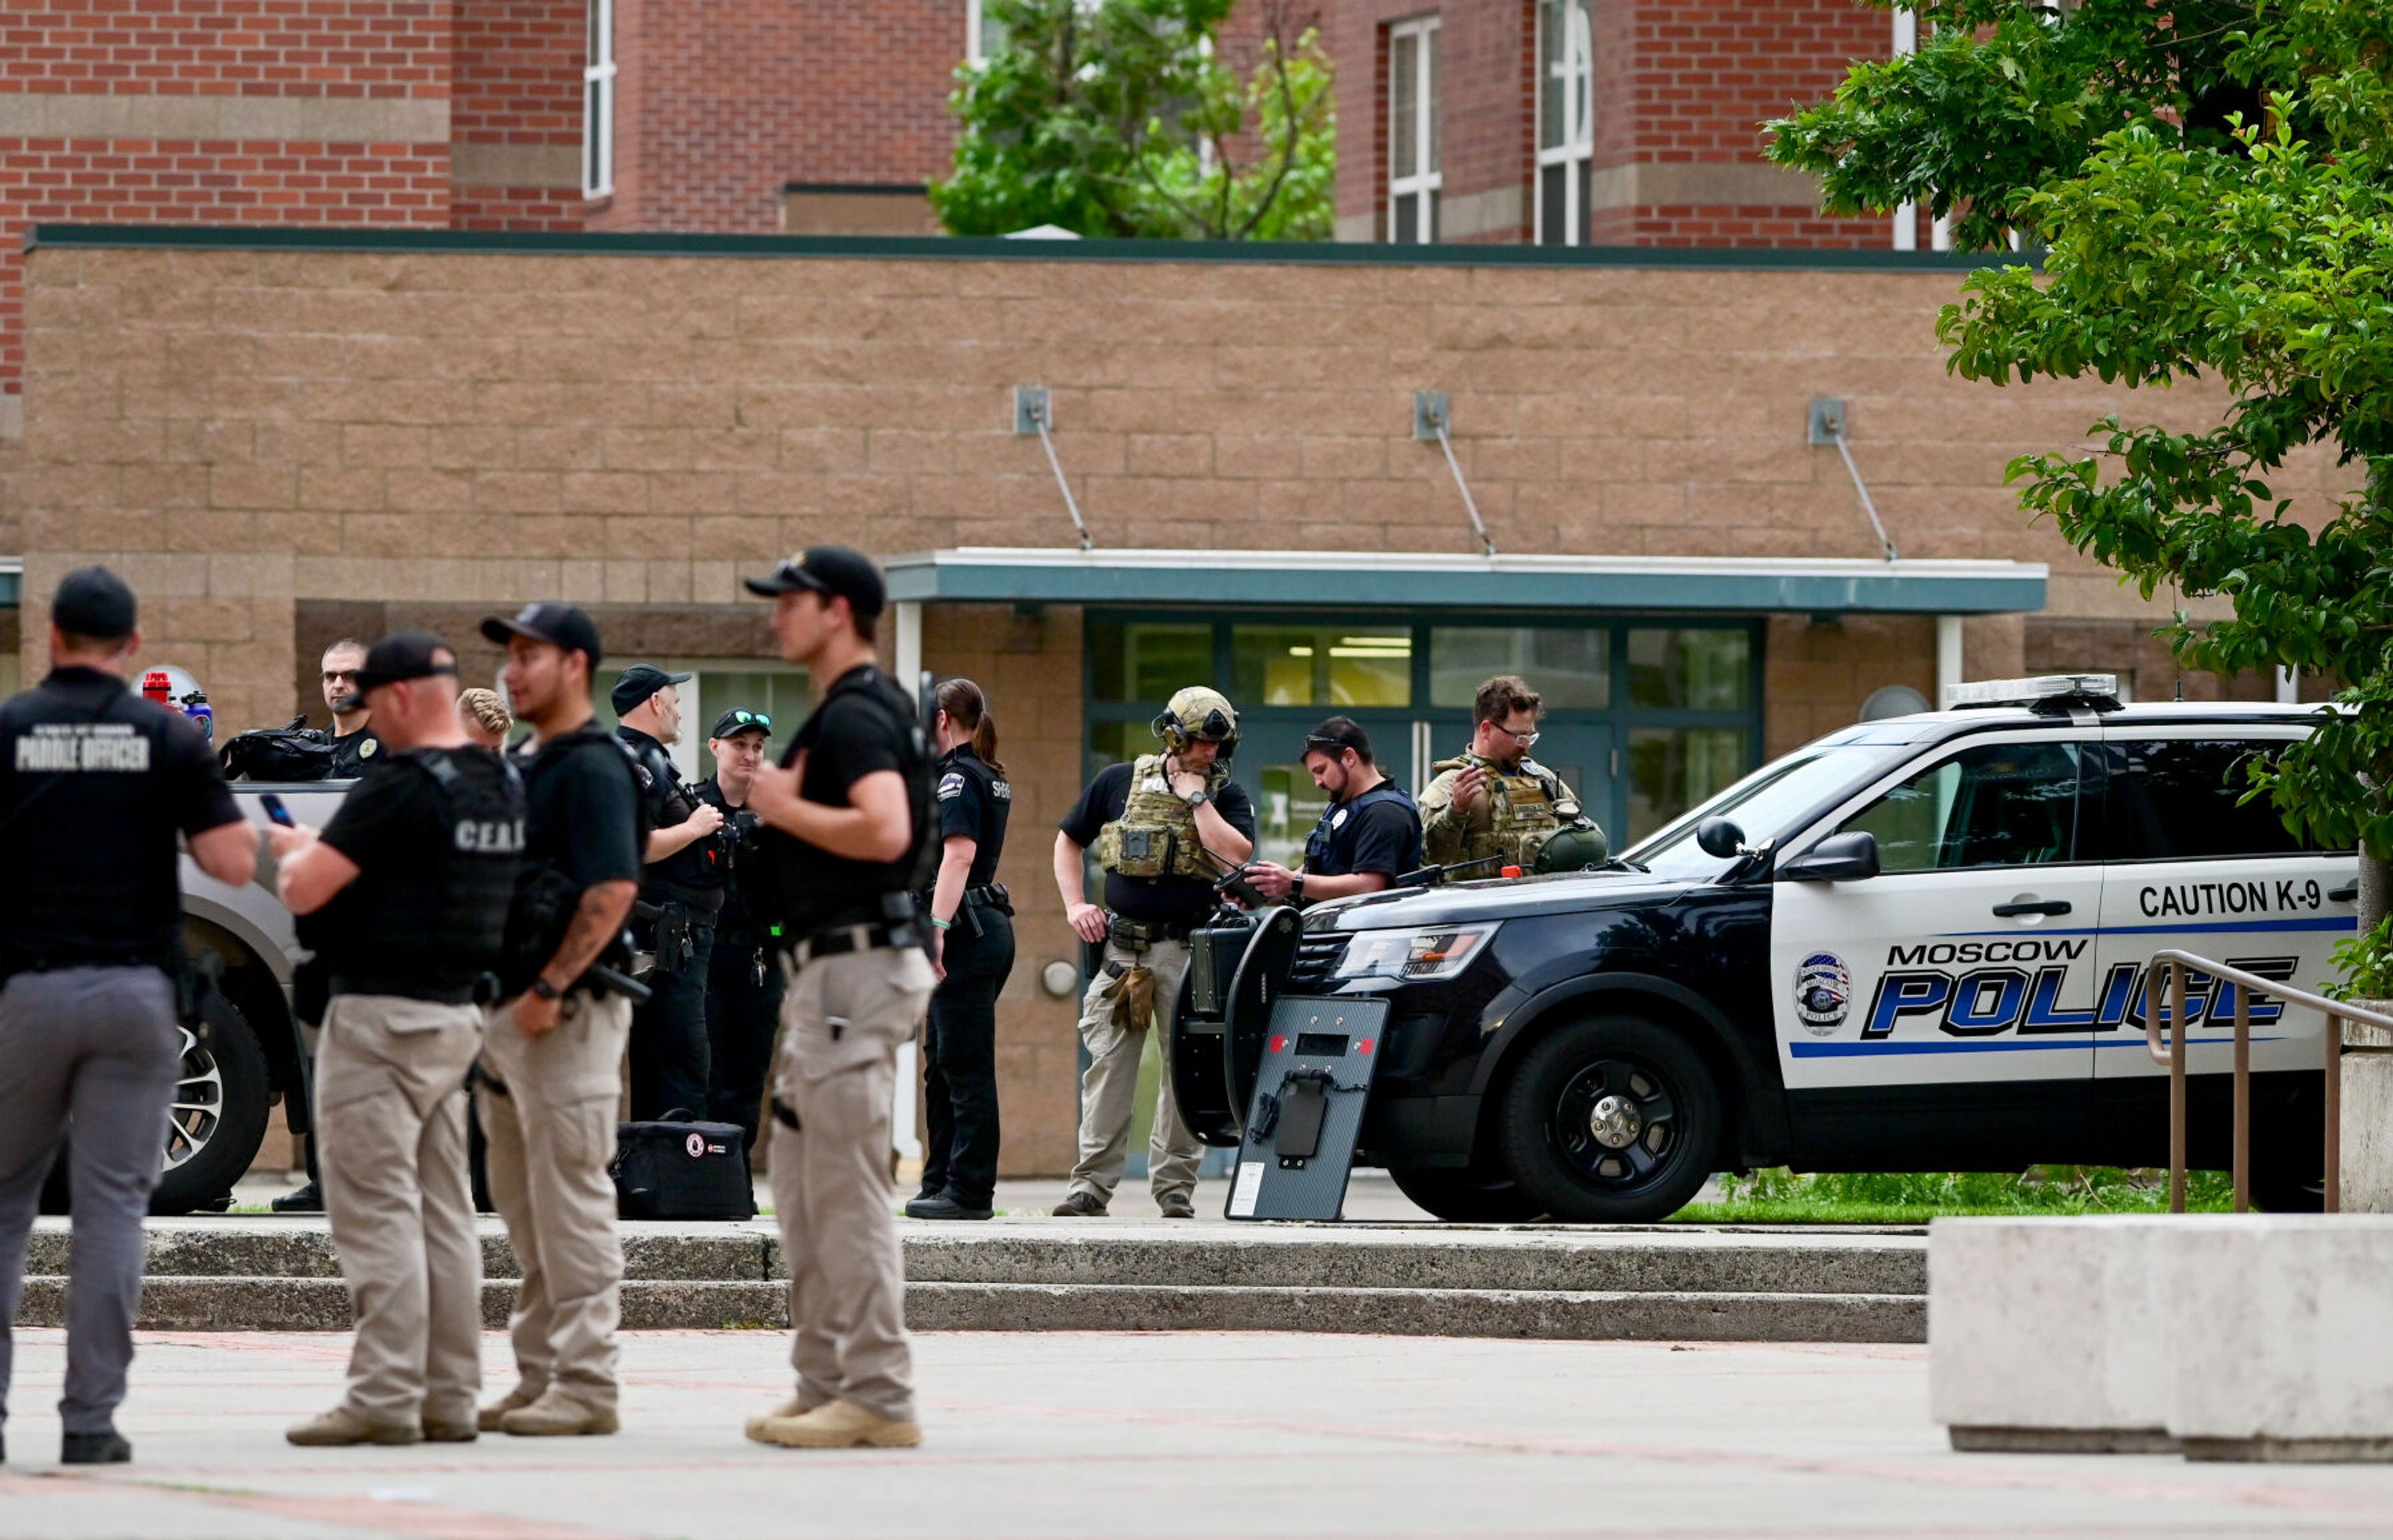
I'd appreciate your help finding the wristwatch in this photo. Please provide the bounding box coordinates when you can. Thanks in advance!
[1185,788,1211,808]
[1291,873,1306,901]
[531,977,563,1002]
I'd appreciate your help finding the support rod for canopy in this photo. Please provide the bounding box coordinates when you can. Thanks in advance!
[1810,398,1899,562]
[1413,392,1496,557]
[1014,386,1091,552]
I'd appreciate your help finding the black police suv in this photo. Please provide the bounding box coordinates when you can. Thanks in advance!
[1170,677,2355,1222]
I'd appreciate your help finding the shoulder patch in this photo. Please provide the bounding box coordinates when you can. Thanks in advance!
[358,737,378,760]
[937,771,966,800]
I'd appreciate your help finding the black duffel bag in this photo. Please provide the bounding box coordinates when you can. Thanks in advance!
[221,715,335,781]
[611,1112,754,1220]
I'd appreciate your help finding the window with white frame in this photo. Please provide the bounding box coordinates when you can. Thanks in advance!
[1387,16,1440,244]
[583,0,616,198]
[967,0,1005,67]
[1536,0,1592,245]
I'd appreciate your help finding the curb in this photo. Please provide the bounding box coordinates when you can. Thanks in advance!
[16,1275,1924,1342]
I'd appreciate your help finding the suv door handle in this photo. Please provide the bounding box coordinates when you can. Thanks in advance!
[1992,900,2071,917]
[2329,882,2359,903]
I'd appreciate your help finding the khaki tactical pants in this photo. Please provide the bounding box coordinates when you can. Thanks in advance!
[1065,934,1203,1209]
[475,990,632,1412]
[314,993,484,1430]
[768,946,935,1424]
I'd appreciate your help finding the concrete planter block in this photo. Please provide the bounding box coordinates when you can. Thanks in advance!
[1929,1217,2177,1453]
[2166,1216,2393,1462]
[2341,1006,2393,1214]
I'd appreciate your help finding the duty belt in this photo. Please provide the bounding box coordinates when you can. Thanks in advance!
[1104,912,1196,949]
[789,921,917,970]
[962,882,1012,912]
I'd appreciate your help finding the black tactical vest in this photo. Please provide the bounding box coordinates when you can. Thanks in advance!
[308,747,526,998]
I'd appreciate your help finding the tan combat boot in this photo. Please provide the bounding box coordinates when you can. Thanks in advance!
[286,1405,422,1447]
[750,1399,921,1449]
[498,1388,619,1437]
[477,1385,538,1432]
[742,1397,813,1443]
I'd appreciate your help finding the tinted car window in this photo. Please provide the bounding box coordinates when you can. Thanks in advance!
[1839,742,2083,873]
[2101,739,2321,861]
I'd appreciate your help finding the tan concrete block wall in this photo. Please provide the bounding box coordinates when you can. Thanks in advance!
[1760,614,1936,758]
[922,603,1085,1179]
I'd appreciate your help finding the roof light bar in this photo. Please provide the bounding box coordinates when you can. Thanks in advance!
[1942,674,2122,712]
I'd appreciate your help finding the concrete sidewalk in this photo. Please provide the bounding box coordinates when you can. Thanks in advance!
[7,1329,2393,1536]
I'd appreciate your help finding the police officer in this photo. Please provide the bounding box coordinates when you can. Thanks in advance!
[613,665,726,1122]
[473,603,642,1439]
[0,567,256,1467]
[693,706,781,1155]
[738,547,937,1452]
[1418,674,1600,874]
[1051,686,1255,1219]
[269,633,522,1448]
[906,679,1013,1223]
[317,638,383,778]
[1245,716,1423,906]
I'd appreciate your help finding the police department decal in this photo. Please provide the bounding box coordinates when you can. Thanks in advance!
[1794,952,1852,1035]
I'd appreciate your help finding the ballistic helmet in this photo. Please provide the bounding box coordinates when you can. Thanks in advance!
[1152,686,1239,761]
[1532,823,1610,875]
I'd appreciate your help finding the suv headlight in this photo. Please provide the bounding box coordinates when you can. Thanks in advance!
[1329,924,1497,982]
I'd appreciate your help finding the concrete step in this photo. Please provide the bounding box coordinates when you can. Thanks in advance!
[13,1275,1924,1343]
[26,1219,1927,1298]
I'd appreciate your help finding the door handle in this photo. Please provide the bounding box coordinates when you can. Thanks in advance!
[2329,883,2359,903]
[1992,900,2071,917]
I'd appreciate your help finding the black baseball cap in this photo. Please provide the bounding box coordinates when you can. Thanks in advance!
[743,546,886,619]
[709,707,771,741]
[355,631,461,694]
[52,566,138,641]
[611,664,692,717]
[479,601,603,669]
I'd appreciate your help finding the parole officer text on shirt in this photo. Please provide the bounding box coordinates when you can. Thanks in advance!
[0,567,256,1468]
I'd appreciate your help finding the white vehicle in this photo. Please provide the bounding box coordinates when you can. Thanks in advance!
[1173,676,2356,1220]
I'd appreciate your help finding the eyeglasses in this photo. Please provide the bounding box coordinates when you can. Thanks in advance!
[1302,735,1355,755]
[1494,724,1540,748]
[322,669,361,684]
[725,710,770,730]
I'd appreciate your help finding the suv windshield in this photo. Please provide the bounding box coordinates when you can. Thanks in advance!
[1626,745,1909,882]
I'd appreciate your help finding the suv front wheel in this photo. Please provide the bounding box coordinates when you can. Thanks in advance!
[1497,1016,1720,1223]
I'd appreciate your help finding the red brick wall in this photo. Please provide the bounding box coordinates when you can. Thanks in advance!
[595,0,967,234]
[1,0,453,97]
[451,0,588,229]
[0,0,466,403]
[1329,0,1894,247]
[1327,0,1534,243]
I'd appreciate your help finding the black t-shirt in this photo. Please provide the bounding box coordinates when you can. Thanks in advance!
[326,725,380,778]
[619,726,725,911]
[1059,761,1257,924]
[0,666,243,972]
[517,724,642,893]
[1306,780,1424,881]
[935,745,1011,890]
[768,665,923,935]
[313,746,524,994]
[693,775,769,939]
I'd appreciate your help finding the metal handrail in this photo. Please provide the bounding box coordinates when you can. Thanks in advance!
[2143,949,2393,1214]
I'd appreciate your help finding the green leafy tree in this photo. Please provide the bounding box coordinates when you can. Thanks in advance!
[1769,1,2393,969]
[932,0,1334,241]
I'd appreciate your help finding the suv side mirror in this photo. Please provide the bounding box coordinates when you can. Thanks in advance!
[1695,818,1746,859]
[1780,831,1881,882]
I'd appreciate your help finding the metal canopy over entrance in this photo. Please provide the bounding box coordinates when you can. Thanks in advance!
[882,547,2048,616]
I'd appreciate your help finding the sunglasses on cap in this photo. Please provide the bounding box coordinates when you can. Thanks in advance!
[1303,734,1359,754]
[725,710,770,731]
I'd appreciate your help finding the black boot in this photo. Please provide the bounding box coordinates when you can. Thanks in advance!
[270,1179,323,1214]
[62,1430,131,1465]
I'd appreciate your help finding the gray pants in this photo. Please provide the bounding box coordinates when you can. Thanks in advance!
[0,967,179,1435]
[770,947,935,1423]
[316,993,484,1430]
[476,991,632,1412]
[1065,935,1204,1209]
